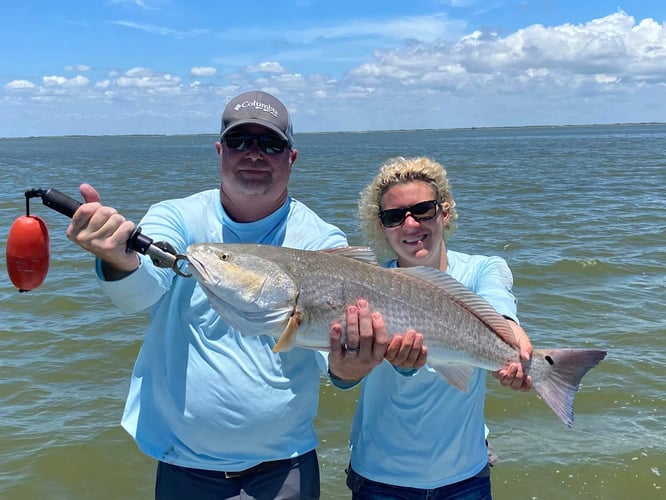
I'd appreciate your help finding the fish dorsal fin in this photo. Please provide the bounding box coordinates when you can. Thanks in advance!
[397,266,515,344]
[320,246,379,266]
[431,363,473,392]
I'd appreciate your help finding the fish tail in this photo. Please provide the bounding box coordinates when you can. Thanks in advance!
[529,348,607,427]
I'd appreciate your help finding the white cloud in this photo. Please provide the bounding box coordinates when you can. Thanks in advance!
[109,20,208,38]
[132,0,158,10]
[302,14,463,43]
[125,67,156,77]
[223,14,465,44]
[65,64,92,72]
[191,66,216,77]
[42,75,89,88]
[346,11,666,92]
[42,75,68,86]
[247,62,286,73]
[106,68,184,100]
[108,0,158,8]
[116,73,181,88]
[595,74,619,84]
[5,80,36,90]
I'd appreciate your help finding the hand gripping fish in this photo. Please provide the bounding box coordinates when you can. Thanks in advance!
[186,243,607,427]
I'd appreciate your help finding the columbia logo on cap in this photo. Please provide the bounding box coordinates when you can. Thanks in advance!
[233,99,279,118]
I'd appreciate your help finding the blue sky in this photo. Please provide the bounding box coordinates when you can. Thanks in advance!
[1,1,665,137]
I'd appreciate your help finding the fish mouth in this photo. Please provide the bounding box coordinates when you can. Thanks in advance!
[186,256,223,289]
[186,255,208,280]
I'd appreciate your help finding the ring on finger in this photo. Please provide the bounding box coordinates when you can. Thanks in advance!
[345,344,360,354]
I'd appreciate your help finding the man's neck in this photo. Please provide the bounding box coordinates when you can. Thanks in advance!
[220,189,288,222]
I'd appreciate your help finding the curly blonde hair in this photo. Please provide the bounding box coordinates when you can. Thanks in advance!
[358,156,458,260]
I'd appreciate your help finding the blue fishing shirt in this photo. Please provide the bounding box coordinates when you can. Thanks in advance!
[349,250,518,489]
[96,189,347,471]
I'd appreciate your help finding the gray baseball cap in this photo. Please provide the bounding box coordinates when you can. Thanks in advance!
[220,90,294,147]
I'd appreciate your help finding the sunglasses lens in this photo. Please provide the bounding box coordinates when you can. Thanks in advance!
[259,137,287,154]
[379,201,439,228]
[411,201,438,219]
[224,133,287,154]
[379,209,406,228]
[224,134,249,150]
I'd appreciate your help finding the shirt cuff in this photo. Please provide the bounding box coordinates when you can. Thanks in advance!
[393,365,418,377]
[328,368,362,390]
[96,257,167,313]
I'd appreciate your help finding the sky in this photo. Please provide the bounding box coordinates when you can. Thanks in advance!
[1,1,665,137]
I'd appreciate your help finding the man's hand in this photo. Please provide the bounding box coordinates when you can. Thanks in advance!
[491,320,533,392]
[328,300,388,381]
[66,183,139,275]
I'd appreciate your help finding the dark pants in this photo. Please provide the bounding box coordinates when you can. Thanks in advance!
[346,464,492,500]
[155,449,320,500]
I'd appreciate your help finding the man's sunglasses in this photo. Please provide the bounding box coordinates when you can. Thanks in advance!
[223,132,289,155]
[378,200,440,228]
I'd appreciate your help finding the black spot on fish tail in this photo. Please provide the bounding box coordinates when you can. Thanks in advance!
[531,348,607,427]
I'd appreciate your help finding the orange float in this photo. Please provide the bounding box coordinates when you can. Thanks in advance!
[6,215,50,292]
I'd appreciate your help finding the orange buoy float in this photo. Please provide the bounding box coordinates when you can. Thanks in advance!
[6,215,50,292]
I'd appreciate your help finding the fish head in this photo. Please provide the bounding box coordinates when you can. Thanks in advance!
[186,243,298,337]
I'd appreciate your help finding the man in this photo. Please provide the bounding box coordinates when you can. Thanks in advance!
[66,90,388,499]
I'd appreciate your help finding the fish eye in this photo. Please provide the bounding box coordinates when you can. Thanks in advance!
[219,252,230,261]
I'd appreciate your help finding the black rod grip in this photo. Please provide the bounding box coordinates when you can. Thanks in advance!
[36,187,154,255]
[40,188,82,218]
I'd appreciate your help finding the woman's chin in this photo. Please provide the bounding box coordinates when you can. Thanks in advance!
[413,248,430,260]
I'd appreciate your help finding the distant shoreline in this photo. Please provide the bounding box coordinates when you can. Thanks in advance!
[2,121,664,140]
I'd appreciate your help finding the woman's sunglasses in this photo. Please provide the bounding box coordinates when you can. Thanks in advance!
[379,200,440,228]
[223,132,289,155]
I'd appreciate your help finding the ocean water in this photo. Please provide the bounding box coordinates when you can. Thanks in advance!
[1,124,664,499]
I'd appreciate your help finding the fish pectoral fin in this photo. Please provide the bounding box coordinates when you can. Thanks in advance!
[431,363,473,392]
[272,314,301,353]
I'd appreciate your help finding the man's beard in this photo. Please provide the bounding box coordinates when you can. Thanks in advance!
[233,169,274,196]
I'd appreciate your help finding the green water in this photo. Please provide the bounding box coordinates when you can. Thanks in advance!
[1,124,664,498]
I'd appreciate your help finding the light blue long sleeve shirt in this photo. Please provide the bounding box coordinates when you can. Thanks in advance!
[349,250,518,489]
[97,189,348,471]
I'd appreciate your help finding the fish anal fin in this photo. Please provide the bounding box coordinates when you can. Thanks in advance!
[272,313,302,352]
[431,363,473,392]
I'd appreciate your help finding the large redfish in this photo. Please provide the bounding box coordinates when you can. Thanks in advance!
[186,243,607,427]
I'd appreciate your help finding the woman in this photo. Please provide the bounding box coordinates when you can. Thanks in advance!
[344,157,532,499]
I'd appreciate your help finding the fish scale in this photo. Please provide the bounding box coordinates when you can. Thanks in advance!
[186,243,607,427]
[267,248,516,367]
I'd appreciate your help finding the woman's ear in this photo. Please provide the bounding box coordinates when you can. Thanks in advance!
[440,202,451,222]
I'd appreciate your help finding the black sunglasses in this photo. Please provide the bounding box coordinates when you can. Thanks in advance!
[379,200,440,228]
[223,132,289,155]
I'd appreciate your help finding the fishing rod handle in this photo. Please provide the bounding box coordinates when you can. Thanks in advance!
[41,188,82,218]
[37,188,154,255]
